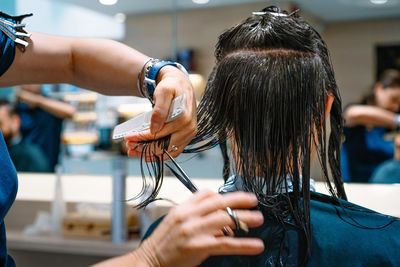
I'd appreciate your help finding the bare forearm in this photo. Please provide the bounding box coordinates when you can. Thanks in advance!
[0,33,148,96]
[344,105,396,128]
[92,246,156,267]
[70,37,148,96]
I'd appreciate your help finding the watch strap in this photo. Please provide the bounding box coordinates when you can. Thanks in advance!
[144,61,188,99]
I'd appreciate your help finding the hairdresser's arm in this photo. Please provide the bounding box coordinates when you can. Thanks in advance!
[343,105,397,129]
[93,191,265,267]
[0,33,148,94]
[0,32,196,149]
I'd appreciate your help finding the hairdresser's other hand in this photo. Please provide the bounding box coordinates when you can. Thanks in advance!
[125,66,197,158]
[133,191,264,267]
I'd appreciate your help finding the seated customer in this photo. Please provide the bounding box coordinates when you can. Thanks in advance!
[341,69,400,183]
[16,84,76,172]
[137,6,400,267]
[0,100,51,172]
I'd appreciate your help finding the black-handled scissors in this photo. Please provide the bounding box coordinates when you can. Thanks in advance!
[163,149,198,193]
[163,149,249,234]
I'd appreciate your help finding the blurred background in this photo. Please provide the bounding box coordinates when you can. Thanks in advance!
[1,0,399,266]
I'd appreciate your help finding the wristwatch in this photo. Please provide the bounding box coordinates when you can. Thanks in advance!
[143,60,188,100]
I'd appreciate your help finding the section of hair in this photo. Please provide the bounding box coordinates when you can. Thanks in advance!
[184,6,347,264]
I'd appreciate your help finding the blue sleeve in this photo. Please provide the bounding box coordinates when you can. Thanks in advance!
[0,15,16,77]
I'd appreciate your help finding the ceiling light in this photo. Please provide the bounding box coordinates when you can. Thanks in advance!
[99,0,118,6]
[370,0,388,4]
[192,0,210,4]
[114,13,126,23]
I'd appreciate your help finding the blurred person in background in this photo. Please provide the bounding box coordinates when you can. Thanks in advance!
[369,134,400,183]
[341,69,400,182]
[15,84,76,172]
[0,99,50,172]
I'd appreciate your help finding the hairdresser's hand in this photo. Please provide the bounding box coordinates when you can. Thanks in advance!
[125,66,197,158]
[133,191,264,267]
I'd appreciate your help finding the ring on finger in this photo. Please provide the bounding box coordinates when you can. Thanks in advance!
[226,207,249,233]
[222,226,234,237]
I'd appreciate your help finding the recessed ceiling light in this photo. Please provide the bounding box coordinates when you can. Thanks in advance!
[99,0,118,6]
[192,0,210,4]
[114,13,126,23]
[370,0,388,4]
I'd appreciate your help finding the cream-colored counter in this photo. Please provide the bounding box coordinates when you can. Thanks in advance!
[14,173,220,204]
[14,173,400,216]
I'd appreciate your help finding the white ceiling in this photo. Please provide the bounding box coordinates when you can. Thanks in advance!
[52,0,400,22]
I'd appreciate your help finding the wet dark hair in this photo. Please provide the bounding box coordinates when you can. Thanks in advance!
[184,5,347,264]
[136,6,347,265]
[360,69,400,105]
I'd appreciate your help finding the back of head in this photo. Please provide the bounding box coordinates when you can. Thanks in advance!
[187,6,347,263]
[191,6,345,198]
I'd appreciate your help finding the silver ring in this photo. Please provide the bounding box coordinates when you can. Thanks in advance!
[171,145,178,152]
[226,207,249,233]
[222,226,234,237]
[226,207,240,231]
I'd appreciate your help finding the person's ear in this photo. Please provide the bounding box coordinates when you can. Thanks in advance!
[325,92,334,118]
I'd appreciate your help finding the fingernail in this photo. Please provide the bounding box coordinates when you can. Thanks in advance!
[249,194,258,202]
[255,212,264,222]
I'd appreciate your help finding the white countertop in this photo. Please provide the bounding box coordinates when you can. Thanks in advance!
[16,173,400,217]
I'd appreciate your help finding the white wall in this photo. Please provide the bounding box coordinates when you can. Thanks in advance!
[125,2,288,78]
[323,18,400,106]
[16,0,125,39]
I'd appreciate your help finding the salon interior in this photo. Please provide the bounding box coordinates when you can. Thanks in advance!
[1,0,400,266]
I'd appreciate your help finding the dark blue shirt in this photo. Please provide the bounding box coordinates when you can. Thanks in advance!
[0,26,15,77]
[8,141,51,172]
[341,125,393,183]
[145,192,400,267]
[370,159,400,184]
[17,102,63,172]
[0,12,18,267]
[0,132,17,267]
